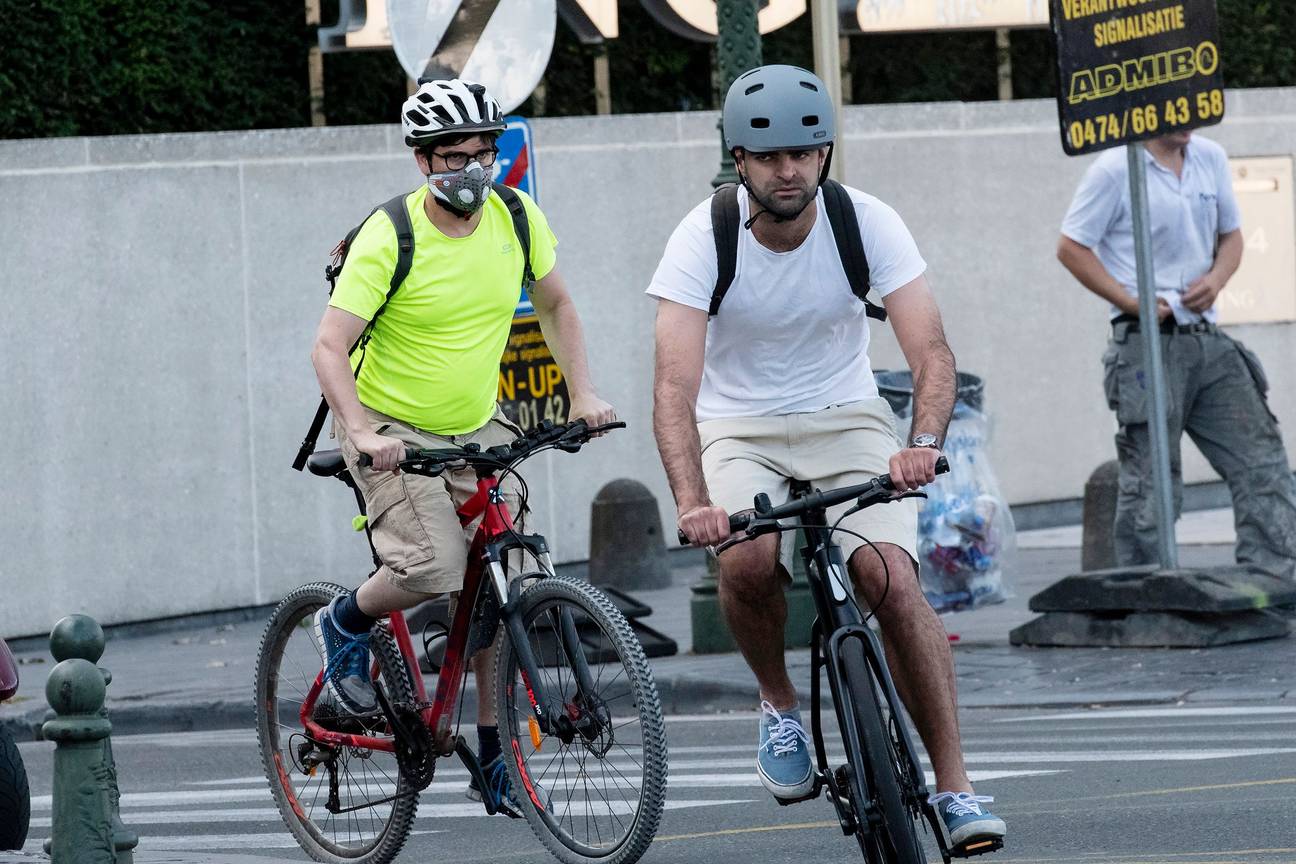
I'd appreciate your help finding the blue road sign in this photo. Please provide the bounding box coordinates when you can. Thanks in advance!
[497,116,539,315]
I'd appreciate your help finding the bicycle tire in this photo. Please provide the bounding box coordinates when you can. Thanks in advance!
[0,722,29,850]
[255,581,417,864]
[839,637,925,864]
[496,576,667,864]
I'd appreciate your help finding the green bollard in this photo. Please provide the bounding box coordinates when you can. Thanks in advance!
[43,658,115,864]
[48,615,138,864]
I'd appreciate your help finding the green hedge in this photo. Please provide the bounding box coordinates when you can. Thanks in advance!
[1,0,1292,139]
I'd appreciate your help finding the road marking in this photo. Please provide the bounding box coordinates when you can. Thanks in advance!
[27,798,758,828]
[656,820,838,842]
[1020,776,1296,807]
[994,706,1296,723]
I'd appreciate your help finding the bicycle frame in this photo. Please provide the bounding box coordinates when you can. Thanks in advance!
[295,470,594,764]
[789,482,952,861]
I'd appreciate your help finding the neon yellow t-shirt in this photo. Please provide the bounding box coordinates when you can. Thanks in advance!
[329,185,558,435]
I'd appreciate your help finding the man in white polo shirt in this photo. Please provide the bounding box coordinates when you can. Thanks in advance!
[649,65,1006,850]
[1058,131,1296,576]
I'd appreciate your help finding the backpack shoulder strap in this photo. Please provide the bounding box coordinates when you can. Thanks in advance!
[709,183,740,317]
[821,179,887,323]
[373,192,415,313]
[492,182,534,285]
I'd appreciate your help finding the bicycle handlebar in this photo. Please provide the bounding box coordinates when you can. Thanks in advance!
[678,456,949,547]
[357,419,626,471]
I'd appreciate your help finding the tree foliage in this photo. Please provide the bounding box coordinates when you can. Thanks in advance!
[0,0,1292,139]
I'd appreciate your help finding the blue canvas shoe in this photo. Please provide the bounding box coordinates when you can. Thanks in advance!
[313,595,377,715]
[467,754,550,816]
[928,791,1006,849]
[755,701,815,801]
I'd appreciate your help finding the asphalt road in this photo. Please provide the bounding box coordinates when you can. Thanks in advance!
[14,703,1296,863]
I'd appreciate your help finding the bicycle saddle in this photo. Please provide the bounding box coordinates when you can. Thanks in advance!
[306,450,348,477]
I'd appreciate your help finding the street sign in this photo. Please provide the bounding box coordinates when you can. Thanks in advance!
[1050,0,1225,156]
[498,315,569,428]
[491,115,568,425]
[386,0,557,113]
[496,117,538,202]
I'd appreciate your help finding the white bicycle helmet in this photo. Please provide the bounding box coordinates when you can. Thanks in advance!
[402,79,505,147]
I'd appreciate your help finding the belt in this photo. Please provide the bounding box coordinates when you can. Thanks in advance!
[1111,313,1217,335]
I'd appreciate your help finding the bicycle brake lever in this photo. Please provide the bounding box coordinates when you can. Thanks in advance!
[889,490,928,502]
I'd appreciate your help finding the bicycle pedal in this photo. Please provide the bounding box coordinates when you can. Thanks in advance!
[773,778,823,807]
[950,837,1004,858]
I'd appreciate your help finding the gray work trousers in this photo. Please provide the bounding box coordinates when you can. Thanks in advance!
[1103,322,1296,577]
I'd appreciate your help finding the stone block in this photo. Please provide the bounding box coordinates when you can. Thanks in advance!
[1028,566,1296,614]
[1009,609,1290,648]
[588,479,671,590]
[1081,460,1119,571]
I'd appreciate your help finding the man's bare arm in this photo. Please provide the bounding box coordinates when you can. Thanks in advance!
[311,306,405,471]
[652,299,729,545]
[1056,235,1175,321]
[881,274,956,490]
[528,267,615,425]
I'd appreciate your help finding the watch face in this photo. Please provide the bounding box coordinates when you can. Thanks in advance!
[911,433,938,448]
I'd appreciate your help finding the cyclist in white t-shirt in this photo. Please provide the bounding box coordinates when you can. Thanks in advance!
[647,65,1005,849]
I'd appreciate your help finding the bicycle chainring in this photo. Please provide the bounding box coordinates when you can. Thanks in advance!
[389,700,436,790]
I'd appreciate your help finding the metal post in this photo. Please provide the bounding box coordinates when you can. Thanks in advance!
[44,658,115,864]
[811,0,845,182]
[1126,142,1179,569]
[711,0,762,188]
[48,615,138,863]
[305,0,326,126]
[995,28,1013,101]
[593,47,612,115]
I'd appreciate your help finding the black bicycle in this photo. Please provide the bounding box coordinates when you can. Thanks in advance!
[681,457,1002,863]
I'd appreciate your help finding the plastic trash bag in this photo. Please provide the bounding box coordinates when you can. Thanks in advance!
[899,405,1016,613]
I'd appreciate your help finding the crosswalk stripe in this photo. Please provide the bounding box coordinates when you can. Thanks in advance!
[26,798,758,828]
[993,706,1296,722]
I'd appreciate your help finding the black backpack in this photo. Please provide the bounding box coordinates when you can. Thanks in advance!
[292,182,533,471]
[708,178,887,322]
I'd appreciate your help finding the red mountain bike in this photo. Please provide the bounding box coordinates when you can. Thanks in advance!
[255,420,667,864]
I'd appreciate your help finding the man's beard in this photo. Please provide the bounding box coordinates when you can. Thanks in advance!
[752,183,815,220]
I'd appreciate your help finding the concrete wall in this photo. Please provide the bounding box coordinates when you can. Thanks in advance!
[4,90,1296,635]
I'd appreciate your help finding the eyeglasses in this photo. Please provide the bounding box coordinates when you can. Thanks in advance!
[430,147,499,171]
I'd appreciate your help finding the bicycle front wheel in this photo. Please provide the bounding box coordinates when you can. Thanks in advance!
[496,576,667,864]
[840,637,925,864]
[254,581,417,864]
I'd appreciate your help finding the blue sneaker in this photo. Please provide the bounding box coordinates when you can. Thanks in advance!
[928,791,1006,848]
[313,596,377,715]
[467,754,549,816]
[756,701,814,801]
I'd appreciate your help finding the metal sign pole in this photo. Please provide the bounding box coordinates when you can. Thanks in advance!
[1126,141,1179,569]
[811,0,844,183]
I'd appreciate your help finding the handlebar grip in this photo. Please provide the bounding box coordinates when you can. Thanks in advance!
[357,448,416,468]
[877,455,950,491]
[677,511,753,547]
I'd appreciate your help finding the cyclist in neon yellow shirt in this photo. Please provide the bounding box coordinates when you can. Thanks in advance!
[310,79,615,812]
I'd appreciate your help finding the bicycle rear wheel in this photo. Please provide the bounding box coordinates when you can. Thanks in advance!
[839,637,925,864]
[496,576,667,864]
[255,582,417,864]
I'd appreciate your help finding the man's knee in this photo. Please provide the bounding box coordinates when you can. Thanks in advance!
[849,543,922,606]
[716,539,782,599]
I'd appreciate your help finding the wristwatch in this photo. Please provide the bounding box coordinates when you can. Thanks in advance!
[909,433,940,450]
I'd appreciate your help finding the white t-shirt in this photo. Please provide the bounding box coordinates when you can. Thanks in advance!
[646,185,927,422]
[1060,135,1241,323]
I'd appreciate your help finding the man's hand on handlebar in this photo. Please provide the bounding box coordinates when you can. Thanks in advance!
[888,446,942,492]
[677,504,732,548]
[352,430,407,474]
[568,393,618,436]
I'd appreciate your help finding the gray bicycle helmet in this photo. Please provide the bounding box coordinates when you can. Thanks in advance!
[722,65,835,153]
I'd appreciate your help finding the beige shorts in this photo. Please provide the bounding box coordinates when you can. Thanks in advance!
[698,398,919,568]
[336,405,525,595]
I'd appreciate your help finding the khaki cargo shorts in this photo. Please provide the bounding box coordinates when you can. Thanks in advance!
[335,405,525,596]
[698,398,919,569]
